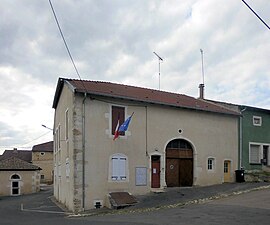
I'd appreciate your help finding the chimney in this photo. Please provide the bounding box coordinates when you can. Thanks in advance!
[198,83,205,99]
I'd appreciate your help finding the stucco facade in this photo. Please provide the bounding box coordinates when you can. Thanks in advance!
[206,100,270,172]
[32,141,54,184]
[53,78,239,212]
[0,157,41,196]
[0,170,40,196]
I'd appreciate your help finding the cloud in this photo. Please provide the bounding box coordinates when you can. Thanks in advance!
[0,0,270,153]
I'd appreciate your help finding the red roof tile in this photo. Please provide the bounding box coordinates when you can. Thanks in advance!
[53,78,240,116]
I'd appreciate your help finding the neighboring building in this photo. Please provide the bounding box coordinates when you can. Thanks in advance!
[32,141,54,184]
[0,148,32,162]
[52,78,240,212]
[240,105,270,171]
[0,157,41,196]
[205,99,270,172]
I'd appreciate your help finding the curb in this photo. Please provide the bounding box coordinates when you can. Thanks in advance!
[68,184,270,218]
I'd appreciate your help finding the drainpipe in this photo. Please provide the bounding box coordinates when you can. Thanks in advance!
[239,107,246,169]
[82,92,87,211]
[145,106,148,156]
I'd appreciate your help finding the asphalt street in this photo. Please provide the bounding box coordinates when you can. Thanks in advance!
[0,183,270,225]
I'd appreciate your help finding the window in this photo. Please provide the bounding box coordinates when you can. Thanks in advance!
[250,144,261,164]
[207,158,215,171]
[11,174,21,195]
[224,162,229,173]
[111,153,128,181]
[65,109,69,140]
[40,152,45,156]
[253,116,262,126]
[111,106,125,136]
[11,174,20,180]
[41,175,45,180]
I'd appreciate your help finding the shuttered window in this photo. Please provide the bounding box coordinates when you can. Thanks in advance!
[112,106,125,136]
[111,154,127,181]
[250,144,260,164]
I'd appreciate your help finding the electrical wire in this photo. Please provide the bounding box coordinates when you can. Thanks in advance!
[48,0,88,92]
[241,0,270,30]
[0,130,52,150]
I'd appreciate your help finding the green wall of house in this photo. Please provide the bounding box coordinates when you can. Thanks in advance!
[242,107,270,171]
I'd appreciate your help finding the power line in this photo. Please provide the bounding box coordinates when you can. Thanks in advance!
[0,131,52,150]
[241,0,270,30]
[48,0,88,92]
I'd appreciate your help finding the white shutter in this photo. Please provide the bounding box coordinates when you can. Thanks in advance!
[111,154,127,181]
[250,145,260,163]
[112,157,119,180]
[119,158,126,180]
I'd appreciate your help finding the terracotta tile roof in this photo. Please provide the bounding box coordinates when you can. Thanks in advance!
[0,157,41,171]
[0,149,32,162]
[53,78,240,116]
[32,141,53,152]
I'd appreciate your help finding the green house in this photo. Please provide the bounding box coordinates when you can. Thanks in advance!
[240,106,270,171]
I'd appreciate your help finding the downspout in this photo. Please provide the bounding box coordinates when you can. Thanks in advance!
[239,107,246,169]
[239,115,243,169]
[82,92,87,211]
[145,106,148,156]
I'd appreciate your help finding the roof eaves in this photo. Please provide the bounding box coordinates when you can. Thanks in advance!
[52,78,77,109]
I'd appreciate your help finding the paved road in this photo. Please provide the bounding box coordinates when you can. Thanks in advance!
[1,184,270,225]
[78,188,270,225]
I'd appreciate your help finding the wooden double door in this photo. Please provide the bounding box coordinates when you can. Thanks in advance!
[166,148,193,187]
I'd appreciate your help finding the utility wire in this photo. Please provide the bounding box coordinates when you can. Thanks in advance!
[48,0,88,92]
[0,131,52,150]
[241,0,270,30]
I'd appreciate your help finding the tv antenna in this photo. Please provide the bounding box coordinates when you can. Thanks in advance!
[200,49,205,85]
[153,52,163,90]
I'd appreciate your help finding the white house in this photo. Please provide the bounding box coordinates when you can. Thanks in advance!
[52,78,240,212]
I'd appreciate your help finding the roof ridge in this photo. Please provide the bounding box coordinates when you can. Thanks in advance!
[65,78,191,98]
[54,78,240,116]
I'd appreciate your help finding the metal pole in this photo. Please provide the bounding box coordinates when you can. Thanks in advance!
[200,49,205,85]
[158,60,161,90]
[153,52,163,90]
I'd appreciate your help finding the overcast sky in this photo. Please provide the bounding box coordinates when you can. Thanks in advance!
[1,0,270,154]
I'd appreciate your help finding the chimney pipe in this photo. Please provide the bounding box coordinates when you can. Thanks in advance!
[199,83,205,99]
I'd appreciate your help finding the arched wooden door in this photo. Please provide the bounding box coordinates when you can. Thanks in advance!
[166,139,193,187]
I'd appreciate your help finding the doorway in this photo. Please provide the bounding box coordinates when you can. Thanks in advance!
[223,160,231,182]
[151,155,160,188]
[11,174,21,195]
[166,139,193,187]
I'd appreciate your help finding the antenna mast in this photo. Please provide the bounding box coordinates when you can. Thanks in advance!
[153,52,163,90]
[200,49,205,85]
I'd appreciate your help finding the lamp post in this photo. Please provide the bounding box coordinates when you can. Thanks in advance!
[41,124,53,131]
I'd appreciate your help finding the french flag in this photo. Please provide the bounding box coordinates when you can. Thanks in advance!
[113,112,134,141]
[113,120,120,140]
